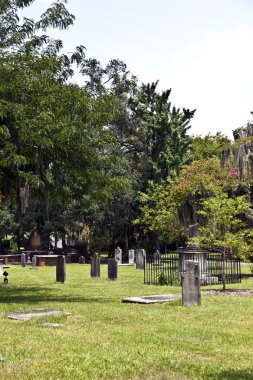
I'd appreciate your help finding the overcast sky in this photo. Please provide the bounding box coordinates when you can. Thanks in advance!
[23,0,253,139]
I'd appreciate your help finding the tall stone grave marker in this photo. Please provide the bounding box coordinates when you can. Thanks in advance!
[0,259,3,277]
[154,250,161,265]
[91,252,100,278]
[128,249,135,265]
[136,249,146,270]
[56,255,66,283]
[114,247,122,264]
[108,258,118,280]
[182,260,201,306]
[21,252,26,268]
[31,256,37,269]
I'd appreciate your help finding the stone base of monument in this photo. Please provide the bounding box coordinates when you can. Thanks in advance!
[200,275,219,285]
[122,294,181,304]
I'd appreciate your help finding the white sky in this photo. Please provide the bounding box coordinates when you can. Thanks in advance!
[23,0,253,139]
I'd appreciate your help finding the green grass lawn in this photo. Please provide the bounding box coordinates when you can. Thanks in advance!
[0,263,253,380]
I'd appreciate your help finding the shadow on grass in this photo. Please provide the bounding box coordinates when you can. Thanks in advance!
[0,286,111,304]
[241,273,253,279]
[215,368,253,379]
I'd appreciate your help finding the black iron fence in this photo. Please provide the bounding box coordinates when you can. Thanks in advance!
[144,252,241,286]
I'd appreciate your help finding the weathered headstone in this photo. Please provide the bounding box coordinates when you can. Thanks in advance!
[114,247,122,264]
[21,253,26,268]
[108,258,118,280]
[154,250,161,265]
[0,259,3,277]
[56,255,66,283]
[128,249,135,265]
[79,256,85,264]
[182,260,201,306]
[31,256,37,269]
[136,249,146,270]
[91,252,100,278]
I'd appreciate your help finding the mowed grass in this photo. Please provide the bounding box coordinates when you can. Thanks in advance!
[0,264,253,380]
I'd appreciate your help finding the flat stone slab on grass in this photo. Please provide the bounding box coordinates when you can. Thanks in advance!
[0,284,15,288]
[7,309,71,321]
[122,294,181,304]
[43,323,65,328]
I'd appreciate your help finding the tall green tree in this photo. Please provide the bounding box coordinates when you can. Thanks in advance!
[0,0,118,250]
[129,81,195,182]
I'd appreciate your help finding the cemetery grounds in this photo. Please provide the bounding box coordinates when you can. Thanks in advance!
[0,263,252,380]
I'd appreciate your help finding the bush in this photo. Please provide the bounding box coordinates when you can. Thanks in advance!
[157,271,181,286]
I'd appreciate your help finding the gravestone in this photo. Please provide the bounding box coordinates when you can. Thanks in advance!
[91,252,100,278]
[108,258,118,280]
[114,247,122,264]
[56,256,66,283]
[0,259,3,277]
[136,249,146,270]
[31,256,37,269]
[7,310,71,321]
[128,249,135,265]
[79,256,85,264]
[21,253,26,268]
[182,260,201,306]
[122,294,181,304]
[154,250,161,265]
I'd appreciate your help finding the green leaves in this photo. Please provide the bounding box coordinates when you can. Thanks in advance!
[195,193,252,258]
[0,0,121,245]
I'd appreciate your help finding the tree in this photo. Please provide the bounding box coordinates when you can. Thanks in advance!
[194,193,252,289]
[0,0,118,250]
[129,81,195,182]
[137,158,242,248]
